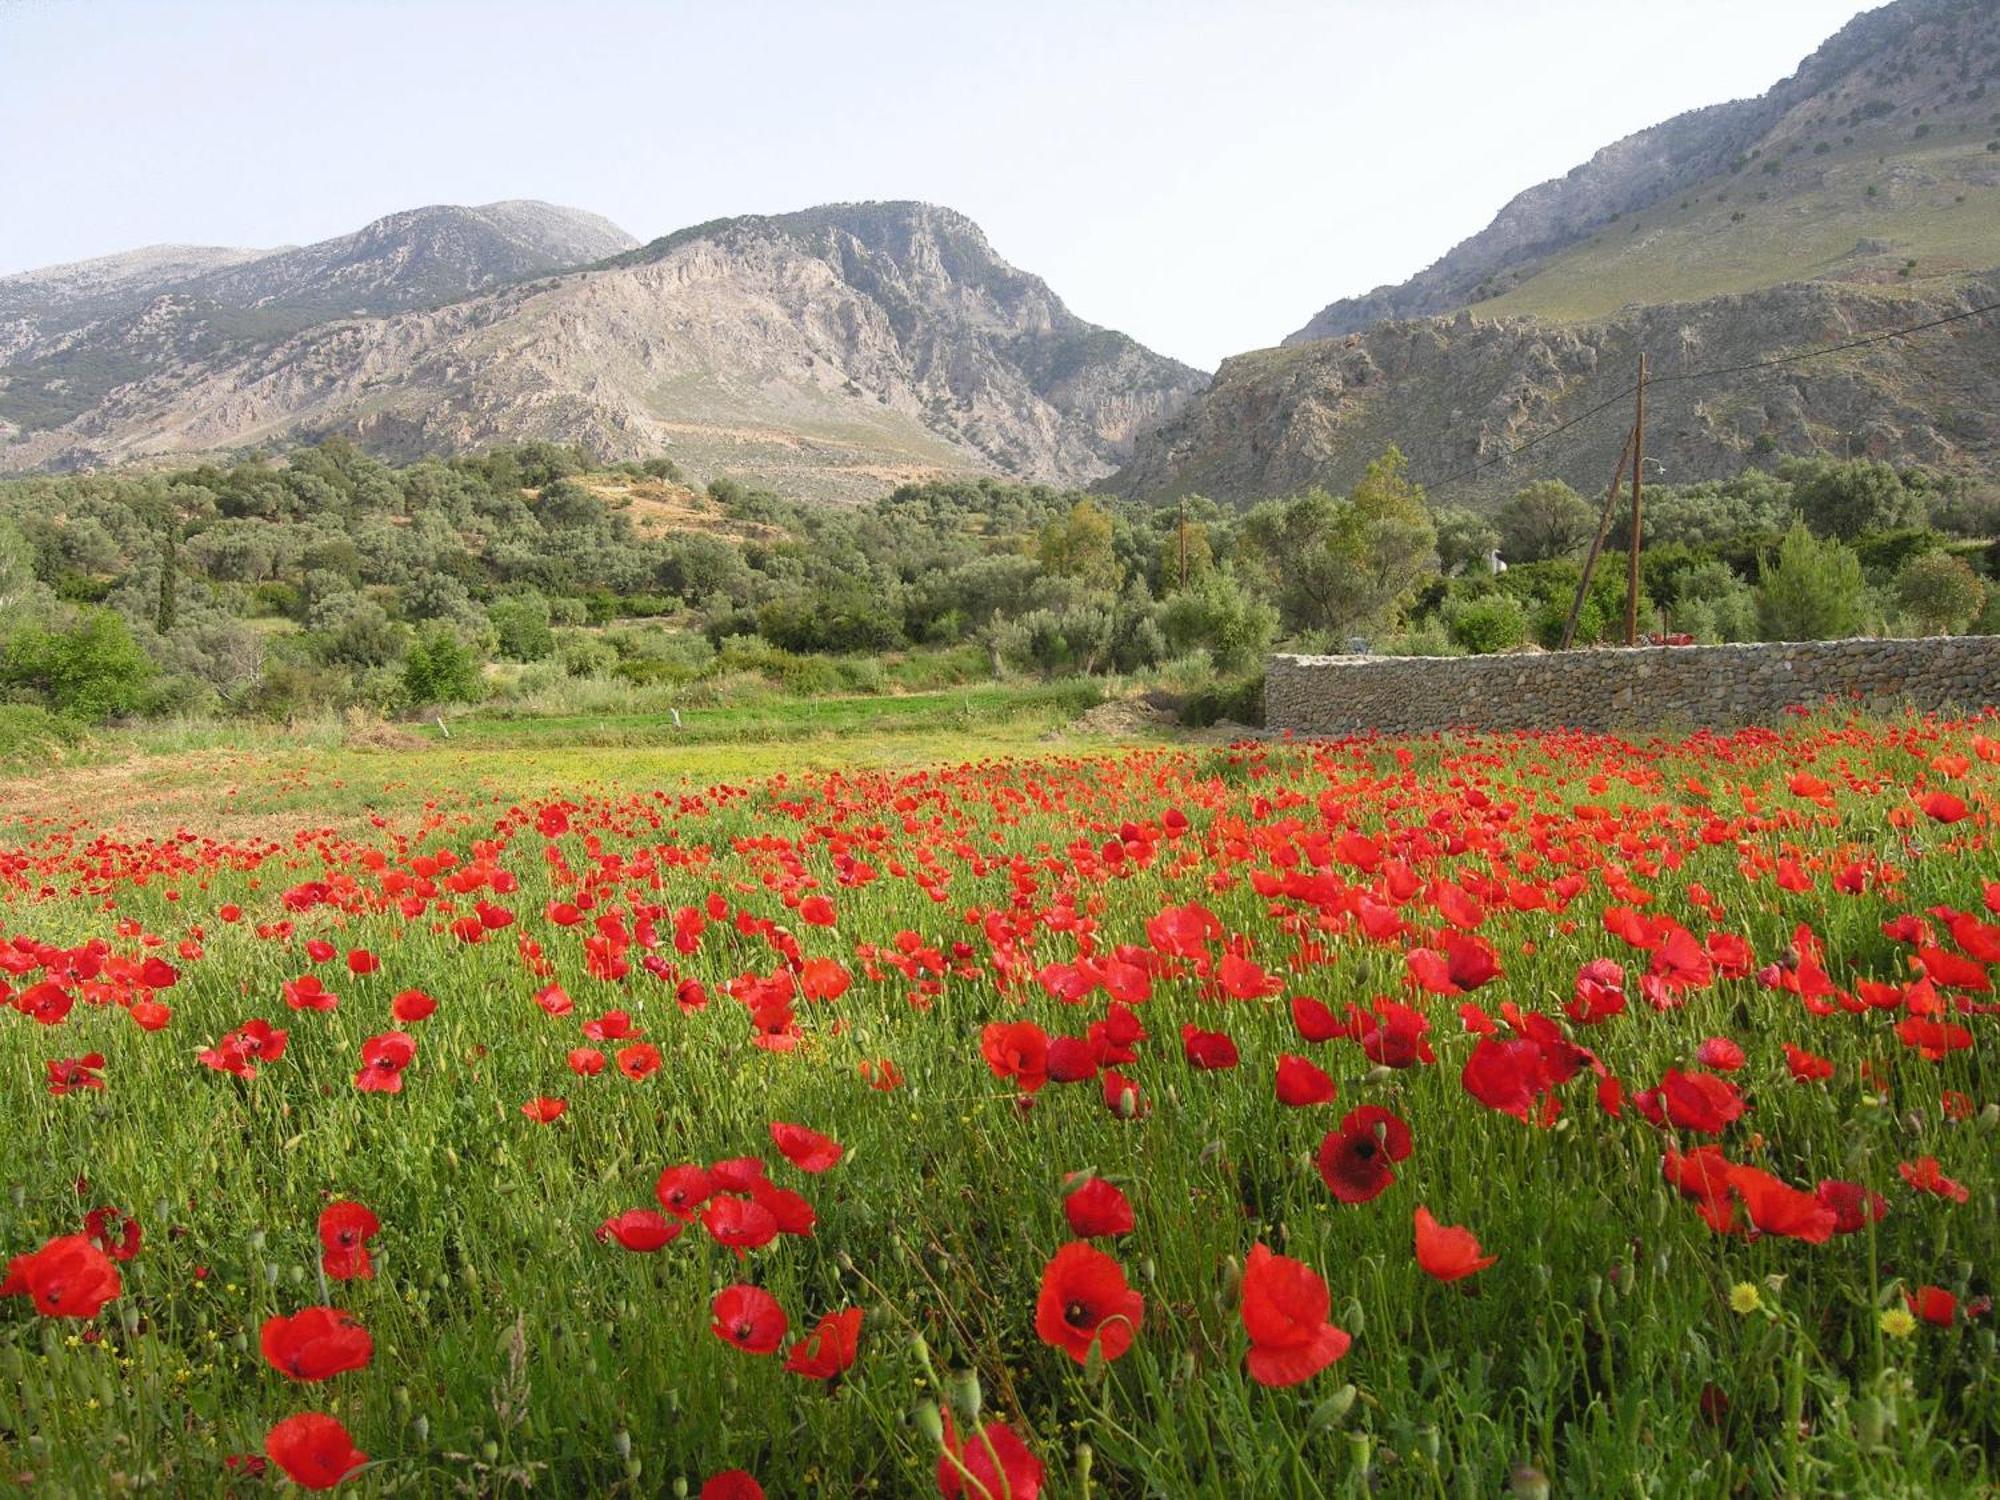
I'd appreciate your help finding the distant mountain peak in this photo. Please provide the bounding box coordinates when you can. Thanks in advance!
[1287,0,2000,341]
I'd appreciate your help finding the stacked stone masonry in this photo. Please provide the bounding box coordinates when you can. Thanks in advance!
[1265,637,2000,736]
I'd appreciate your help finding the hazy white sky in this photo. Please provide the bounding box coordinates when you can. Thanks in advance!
[2,0,1871,368]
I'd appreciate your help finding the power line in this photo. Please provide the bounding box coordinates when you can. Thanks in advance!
[1421,295,2000,497]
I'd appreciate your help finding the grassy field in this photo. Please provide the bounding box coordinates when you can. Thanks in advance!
[1,712,1995,1497]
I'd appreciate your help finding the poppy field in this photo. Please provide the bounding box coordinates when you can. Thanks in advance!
[2,716,1997,1498]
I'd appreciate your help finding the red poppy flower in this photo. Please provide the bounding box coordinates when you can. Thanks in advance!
[283,974,338,1012]
[1180,1024,1240,1070]
[1783,1044,1834,1083]
[1291,995,1341,1042]
[0,1234,121,1318]
[345,949,379,976]
[1062,1176,1135,1238]
[354,1031,416,1093]
[391,989,436,1022]
[199,1018,289,1079]
[566,1047,605,1076]
[770,1121,844,1173]
[702,1194,780,1255]
[1727,1165,1836,1243]
[521,1096,567,1123]
[1413,1207,1497,1281]
[655,1165,714,1219]
[1240,1242,1350,1386]
[305,939,336,964]
[1315,1105,1412,1205]
[1899,1156,1970,1203]
[318,1201,378,1282]
[1654,1069,1744,1134]
[1274,1054,1336,1107]
[1814,1179,1888,1235]
[596,1209,683,1252]
[1908,1285,1958,1326]
[264,1412,367,1491]
[1695,1036,1745,1072]
[1034,1241,1143,1364]
[981,1021,1050,1093]
[799,894,837,927]
[82,1206,141,1262]
[45,1054,105,1095]
[1919,790,1968,823]
[702,1472,765,1500]
[260,1306,374,1381]
[616,1043,662,1081]
[784,1305,862,1379]
[938,1414,1045,1500]
[711,1283,788,1354]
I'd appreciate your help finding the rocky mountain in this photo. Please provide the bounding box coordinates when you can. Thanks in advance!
[1289,0,2000,340]
[0,201,639,436]
[1110,0,2000,506]
[0,201,1204,502]
[1107,275,2000,506]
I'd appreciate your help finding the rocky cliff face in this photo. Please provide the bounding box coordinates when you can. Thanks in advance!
[0,201,1204,503]
[0,202,639,439]
[1106,276,2000,506]
[1288,0,2000,340]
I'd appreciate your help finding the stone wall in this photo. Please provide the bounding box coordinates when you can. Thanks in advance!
[1264,637,2000,736]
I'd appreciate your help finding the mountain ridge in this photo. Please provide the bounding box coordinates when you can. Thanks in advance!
[0,200,1204,503]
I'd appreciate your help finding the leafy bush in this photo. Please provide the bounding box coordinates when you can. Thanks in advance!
[402,627,483,706]
[1443,593,1529,654]
[0,703,84,762]
[1,608,155,721]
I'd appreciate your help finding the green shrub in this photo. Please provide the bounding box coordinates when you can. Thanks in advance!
[1443,593,1529,654]
[0,704,84,762]
[402,627,483,705]
[1,608,155,721]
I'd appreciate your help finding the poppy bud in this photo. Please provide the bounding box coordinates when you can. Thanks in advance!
[913,1402,944,1446]
[1075,1442,1093,1486]
[230,1331,248,1352]
[1901,1111,1925,1136]
[412,1415,429,1443]
[613,1429,631,1460]
[1138,1256,1157,1285]
[248,1230,266,1252]
[394,1386,411,1413]
[481,1440,499,1464]
[946,1368,982,1420]
[1364,1065,1394,1087]
[672,1479,689,1500]
[1417,1426,1439,1463]
[1345,1434,1372,1472]
[288,1264,305,1285]
[1217,1254,1242,1308]
[1309,1384,1357,1429]
[625,1458,643,1481]
[1342,1298,1364,1337]
[1114,1086,1138,1119]
[1509,1466,1550,1500]
[1979,1103,2000,1131]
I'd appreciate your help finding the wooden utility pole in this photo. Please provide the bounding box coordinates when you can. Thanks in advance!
[1625,352,1647,647]
[1558,425,1636,651]
[1178,498,1188,589]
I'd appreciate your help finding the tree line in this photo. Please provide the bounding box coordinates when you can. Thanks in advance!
[1,435,1994,740]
